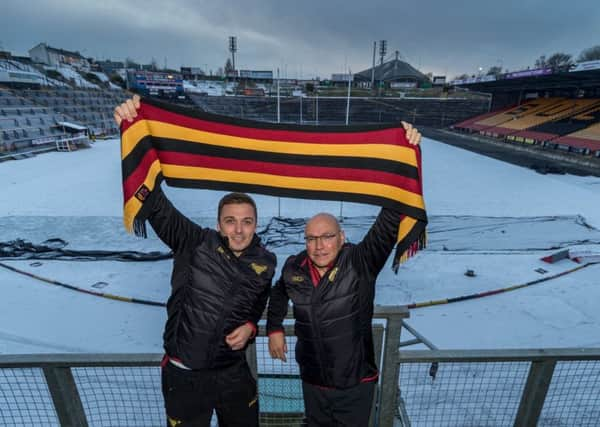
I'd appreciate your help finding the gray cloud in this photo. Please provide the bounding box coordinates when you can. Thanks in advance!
[1,0,598,79]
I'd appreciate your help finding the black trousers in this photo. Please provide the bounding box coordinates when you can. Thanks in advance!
[161,358,258,427]
[302,381,376,427]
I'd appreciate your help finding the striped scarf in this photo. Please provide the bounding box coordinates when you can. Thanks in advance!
[120,98,427,270]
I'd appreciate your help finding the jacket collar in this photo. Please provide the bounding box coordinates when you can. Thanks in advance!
[296,243,351,284]
[218,233,263,258]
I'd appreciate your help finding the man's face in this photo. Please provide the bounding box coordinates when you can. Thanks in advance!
[217,203,257,256]
[305,215,345,270]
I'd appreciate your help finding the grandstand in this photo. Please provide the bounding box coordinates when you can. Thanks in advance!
[454,97,600,157]
[19,88,124,134]
[0,51,131,159]
[6,45,599,163]
[554,121,600,153]
[0,58,69,88]
[1,45,496,160]
[452,66,600,158]
[189,94,488,127]
[0,86,126,157]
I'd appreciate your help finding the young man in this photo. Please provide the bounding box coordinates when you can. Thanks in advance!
[266,132,421,427]
[115,100,276,427]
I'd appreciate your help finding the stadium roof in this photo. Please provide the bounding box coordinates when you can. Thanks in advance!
[455,69,600,92]
[354,58,429,83]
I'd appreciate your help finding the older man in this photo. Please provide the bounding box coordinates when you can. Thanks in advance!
[266,130,421,426]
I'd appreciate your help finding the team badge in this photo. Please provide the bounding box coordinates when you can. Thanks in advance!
[250,262,268,275]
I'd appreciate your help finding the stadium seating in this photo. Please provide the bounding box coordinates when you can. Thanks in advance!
[452,96,600,157]
[0,87,127,156]
[457,98,562,134]
[553,122,600,155]
[527,103,600,137]
[508,101,600,146]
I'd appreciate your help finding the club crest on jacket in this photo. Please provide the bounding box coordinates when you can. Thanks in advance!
[250,262,268,276]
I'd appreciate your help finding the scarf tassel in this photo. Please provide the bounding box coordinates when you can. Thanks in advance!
[393,230,427,273]
[133,218,148,238]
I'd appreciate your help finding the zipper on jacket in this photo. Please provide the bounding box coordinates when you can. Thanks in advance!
[309,267,336,386]
[208,243,239,366]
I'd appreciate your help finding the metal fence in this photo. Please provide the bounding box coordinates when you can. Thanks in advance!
[0,307,407,427]
[2,309,599,427]
[397,348,600,427]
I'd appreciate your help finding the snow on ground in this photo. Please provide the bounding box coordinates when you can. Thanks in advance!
[184,80,226,96]
[0,137,599,355]
[45,65,99,89]
[89,71,109,82]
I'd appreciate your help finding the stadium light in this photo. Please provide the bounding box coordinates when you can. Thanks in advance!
[379,40,387,66]
[228,36,237,78]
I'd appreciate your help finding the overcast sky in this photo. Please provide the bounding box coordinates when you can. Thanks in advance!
[1,0,598,79]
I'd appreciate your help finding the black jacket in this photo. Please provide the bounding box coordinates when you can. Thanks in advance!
[267,208,402,389]
[148,188,276,369]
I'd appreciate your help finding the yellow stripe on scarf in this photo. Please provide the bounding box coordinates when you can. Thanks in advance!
[122,120,418,166]
[123,159,161,232]
[160,164,426,209]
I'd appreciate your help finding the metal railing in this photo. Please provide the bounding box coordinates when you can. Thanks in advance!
[396,348,600,426]
[0,306,409,427]
[2,307,598,427]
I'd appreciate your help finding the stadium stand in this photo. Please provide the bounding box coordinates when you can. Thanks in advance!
[20,88,125,134]
[530,103,600,137]
[0,86,126,156]
[444,106,512,131]
[189,94,489,127]
[449,63,600,158]
[553,121,600,156]
[0,88,63,153]
[466,98,563,134]
[452,97,600,156]
[507,100,600,147]
[500,98,598,133]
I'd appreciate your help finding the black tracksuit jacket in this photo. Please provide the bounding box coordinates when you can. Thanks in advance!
[148,188,276,369]
[267,207,402,389]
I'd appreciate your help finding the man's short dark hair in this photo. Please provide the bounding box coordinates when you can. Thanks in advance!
[218,192,257,220]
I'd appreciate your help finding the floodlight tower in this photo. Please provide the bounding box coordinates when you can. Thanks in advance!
[228,36,237,77]
[371,41,376,91]
[379,40,387,66]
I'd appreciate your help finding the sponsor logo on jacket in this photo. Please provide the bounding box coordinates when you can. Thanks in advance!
[250,262,268,276]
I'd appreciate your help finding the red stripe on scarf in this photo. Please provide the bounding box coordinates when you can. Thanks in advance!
[156,151,421,192]
[123,149,159,201]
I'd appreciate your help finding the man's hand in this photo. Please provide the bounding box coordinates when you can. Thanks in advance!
[225,323,254,351]
[401,121,422,146]
[113,94,141,126]
[268,332,288,362]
